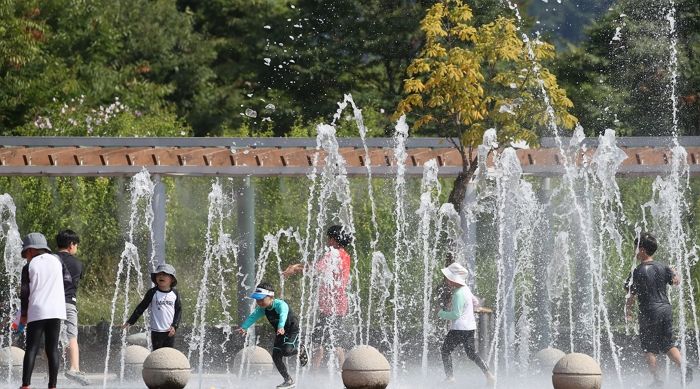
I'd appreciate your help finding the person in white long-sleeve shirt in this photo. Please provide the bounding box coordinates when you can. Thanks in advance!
[122,263,182,350]
[438,262,495,387]
[19,232,70,389]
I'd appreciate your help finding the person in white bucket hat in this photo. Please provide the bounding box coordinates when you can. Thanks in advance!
[438,262,495,387]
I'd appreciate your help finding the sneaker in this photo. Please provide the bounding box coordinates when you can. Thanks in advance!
[298,344,308,367]
[485,373,496,388]
[442,376,456,383]
[65,370,91,386]
[276,378,296,388]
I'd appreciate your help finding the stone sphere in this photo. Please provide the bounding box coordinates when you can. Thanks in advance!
[234,346,274,375]
[342,345,391,389]
[0,346,24,366]
[125,345,150,379]
[552,353,602,389]
[0,347,24,380]
[142,348,191,389]
[127,332,149,347]
[533,347,566,373]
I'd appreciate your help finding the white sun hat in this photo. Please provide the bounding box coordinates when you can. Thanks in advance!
[441,262,469,286]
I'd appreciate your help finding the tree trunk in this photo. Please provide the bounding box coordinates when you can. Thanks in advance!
[447,148,478,224]
[438,146,480,307]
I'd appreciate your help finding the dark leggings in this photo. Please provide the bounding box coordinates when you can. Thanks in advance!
[22,318,61,387]
[441,330,490,377]
[272,332,299,380]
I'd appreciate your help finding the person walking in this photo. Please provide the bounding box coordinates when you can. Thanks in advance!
[438,262,495,387]
[56,229,90,386]
[19,232,70,389]
[625,232,693,386]
[282,225,353,368]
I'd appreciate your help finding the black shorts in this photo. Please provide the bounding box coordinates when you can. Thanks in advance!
[639,309,674,354]
[151,330,175,350]
[273,331,300,356]
[312,314,351,349]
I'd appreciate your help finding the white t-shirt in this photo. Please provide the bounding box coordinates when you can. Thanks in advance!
[26,253,67,322]
[438,285,477,331]
[149,290,178,332]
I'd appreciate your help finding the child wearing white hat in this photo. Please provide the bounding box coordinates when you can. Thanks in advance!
[439,262,495,387]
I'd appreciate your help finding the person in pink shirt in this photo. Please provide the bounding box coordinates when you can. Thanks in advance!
[283,225,353,368]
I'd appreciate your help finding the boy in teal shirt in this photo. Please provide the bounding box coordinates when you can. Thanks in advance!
[239,282,308,388]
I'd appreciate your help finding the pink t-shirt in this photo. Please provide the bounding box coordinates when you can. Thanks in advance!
[315,247,351,316]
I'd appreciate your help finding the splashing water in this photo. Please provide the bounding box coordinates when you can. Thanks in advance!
[0,194,22,384]
[103,169,155,387]
[189,179,238,388]
[643,146,700,386]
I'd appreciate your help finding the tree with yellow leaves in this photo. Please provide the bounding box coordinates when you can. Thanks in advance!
[395,0,577,211]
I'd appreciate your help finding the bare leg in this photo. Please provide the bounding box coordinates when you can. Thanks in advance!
[645,352,659,380]
[336,347,345,368]
[667,347,693,383]
[68,337,80,371]
[312,346,324,369]
[666,347,682,367]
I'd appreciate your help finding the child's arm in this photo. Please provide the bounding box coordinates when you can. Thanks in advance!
[438,290,465,320]
[282,263,304,277]
[172,290,182,329]
[19,265,29,324]
[625,294,636,321]
[168,289,182,336]
[123,288,156,328]
[239,306,265,333]
[274,300,289,334]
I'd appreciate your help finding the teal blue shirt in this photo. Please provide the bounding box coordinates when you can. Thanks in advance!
[437,286,477,330]
[438,287,466,320]
[241,299,289,330]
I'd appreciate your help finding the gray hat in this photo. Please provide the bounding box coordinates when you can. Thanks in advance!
[21,232,52,258]
[151,263,177,287]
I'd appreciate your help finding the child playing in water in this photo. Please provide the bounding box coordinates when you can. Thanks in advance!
[625,232,693,386]
[122,263,182,350]
[238,282,308,389]
[439,262,495,387]
[282,224,353,368]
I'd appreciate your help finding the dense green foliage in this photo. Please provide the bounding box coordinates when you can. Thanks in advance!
[527,0,615,48]
[555,0,700,136]
[1,0,697,138]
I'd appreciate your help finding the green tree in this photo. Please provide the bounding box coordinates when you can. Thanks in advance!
[396,0,576,211]
[555,0,700,136]
[0,0,215,136]
[527,0,614,49]
[239,0,430,135]
[176,0,293,136]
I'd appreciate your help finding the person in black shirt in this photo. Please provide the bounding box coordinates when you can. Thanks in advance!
[56,229,90,386]
[625,232,692,385]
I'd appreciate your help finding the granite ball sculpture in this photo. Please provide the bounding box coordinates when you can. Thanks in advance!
[125,345,150,379]
[142,347,191,389]
[0,346,24,377]
[552,352,602,389]
[233,346,274,375]
[342,345,391,389]
[533,347,566,374]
